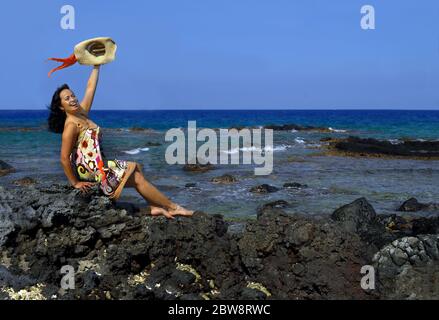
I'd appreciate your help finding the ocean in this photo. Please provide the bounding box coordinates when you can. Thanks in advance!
[1,109,439,218]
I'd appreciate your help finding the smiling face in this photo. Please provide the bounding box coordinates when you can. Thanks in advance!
[59,89,80,114]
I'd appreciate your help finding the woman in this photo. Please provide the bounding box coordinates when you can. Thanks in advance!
[48,65,193,219]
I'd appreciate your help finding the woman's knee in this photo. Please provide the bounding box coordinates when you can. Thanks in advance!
[132,161,143,172]
[131,162,145,184]
[126,162,143,187]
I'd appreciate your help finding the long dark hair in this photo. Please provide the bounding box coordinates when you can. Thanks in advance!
[47,84,70,133]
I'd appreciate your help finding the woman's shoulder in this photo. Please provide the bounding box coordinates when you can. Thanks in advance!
[63,119,81,134]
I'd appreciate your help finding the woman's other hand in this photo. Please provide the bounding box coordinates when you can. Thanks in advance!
[74,181,97,193]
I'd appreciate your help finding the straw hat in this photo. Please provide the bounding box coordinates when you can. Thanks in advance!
[47,37,117,77]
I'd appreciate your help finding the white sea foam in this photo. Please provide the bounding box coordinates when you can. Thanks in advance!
[294,137,305,144]
[123,147,150,155]
[291,129,298,133]
[123,149,141,155]
[328,127,347,133]
[220,144,289,154]
[266,145,288,152]
[388,139,402,145]
[306,143,322,148]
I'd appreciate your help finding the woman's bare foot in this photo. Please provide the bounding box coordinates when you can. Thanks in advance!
[168,203,194,217]
[150,205,175,220]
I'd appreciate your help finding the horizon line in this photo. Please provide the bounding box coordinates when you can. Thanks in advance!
[1,108,439,111]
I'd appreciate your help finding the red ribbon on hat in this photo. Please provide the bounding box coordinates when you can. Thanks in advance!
[47,53,77,77]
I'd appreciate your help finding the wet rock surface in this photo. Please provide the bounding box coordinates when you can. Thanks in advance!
[249,184,279,194]
[0,160,15,177]
[325,136,439,158]
[183,162,214,173]
[283,182,308,189]
[210,174,238,184]
[398,197,439,213]
[144,142,162,147]
[256,200,289,218]
[12,177,37,187]
[184,183,198,189]
[0,184,438,300]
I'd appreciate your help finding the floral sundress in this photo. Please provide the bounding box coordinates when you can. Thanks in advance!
[70,122,136,200]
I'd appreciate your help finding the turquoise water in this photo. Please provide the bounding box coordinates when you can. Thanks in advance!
[1,109,439,217]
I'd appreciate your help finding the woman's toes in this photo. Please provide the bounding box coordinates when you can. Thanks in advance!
[180,208,194,216]
[162,210,175,220]
[169,205,194,217]
[150,204,193,219]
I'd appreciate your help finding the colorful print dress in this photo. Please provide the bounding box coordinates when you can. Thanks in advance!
[70,122,136,200]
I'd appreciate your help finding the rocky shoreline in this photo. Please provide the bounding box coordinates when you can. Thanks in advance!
[1,183,438,300]
[322,136,439,159]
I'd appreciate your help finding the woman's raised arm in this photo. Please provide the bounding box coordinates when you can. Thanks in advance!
[80,65,100,114]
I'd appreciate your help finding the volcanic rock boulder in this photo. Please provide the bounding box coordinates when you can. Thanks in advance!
[0,160,15,177]
[398,198,439,213]
[210,174,238,184]
[372,235,439,299]
[238,207,373,299]
[331,197,392,248]
[249,184,279,194]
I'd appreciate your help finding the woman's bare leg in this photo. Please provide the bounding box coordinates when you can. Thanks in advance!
[126,164,193,217]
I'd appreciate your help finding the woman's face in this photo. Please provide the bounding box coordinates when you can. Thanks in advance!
[59,89,80,114]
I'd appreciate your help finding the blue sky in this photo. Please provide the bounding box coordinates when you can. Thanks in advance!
[0,0,438,110]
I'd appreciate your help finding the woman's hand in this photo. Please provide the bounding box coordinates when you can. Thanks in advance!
[74,181,97,193]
